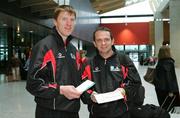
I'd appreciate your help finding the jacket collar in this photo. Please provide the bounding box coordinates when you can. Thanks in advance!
[52,26,73,47]
[96,47,117,61]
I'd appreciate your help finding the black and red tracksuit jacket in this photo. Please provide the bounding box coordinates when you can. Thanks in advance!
[26,27,81,112]
[81,51,141,117]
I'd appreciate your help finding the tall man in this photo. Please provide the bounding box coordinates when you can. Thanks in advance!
[26,5,82,118]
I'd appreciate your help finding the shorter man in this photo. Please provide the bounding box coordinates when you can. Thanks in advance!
[81,27,142,118]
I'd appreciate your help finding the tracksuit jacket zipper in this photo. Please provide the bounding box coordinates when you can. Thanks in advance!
[53,45,67,110]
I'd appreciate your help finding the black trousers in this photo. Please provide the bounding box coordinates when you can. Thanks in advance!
[35,105,79,118]
[89,111,130,118]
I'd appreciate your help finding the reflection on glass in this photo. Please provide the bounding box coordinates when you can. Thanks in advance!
[115,45,124,51]
[129,52,138,61]
[139,45,146,50]
[0,28,8,61]
[125,45,138,51]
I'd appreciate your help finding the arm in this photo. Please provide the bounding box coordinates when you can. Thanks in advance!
[165,62,179,94]
[26,43,82,100]
[26,44,60,99]
[80,61,94,104]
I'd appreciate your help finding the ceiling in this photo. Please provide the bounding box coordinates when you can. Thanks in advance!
[90,0,126,14]
[1,0,150,19]
[6,0,127,18]
[18,0,59,19]
[19,0,127,17]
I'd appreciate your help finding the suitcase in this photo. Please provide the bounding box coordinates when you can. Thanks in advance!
[162,95,180,118]
[161,95,176,112]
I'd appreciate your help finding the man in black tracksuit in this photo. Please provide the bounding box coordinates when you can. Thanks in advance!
[26,5,82,118]
[81,27,142,118]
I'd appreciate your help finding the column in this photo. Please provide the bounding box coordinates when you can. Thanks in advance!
[169,0,180,67]
[154,12,164,56]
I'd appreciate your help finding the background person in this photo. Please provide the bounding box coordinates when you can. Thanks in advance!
[26,5,82,118]
[154,45,180,111]
[11,52,21,81]
[81,27,142,118]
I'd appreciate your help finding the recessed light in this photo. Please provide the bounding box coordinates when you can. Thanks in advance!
[2,24,7,27]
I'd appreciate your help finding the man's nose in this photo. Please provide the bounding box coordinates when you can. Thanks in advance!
[102,40,106,44]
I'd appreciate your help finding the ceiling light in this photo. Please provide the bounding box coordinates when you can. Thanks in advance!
[29,30,34,33]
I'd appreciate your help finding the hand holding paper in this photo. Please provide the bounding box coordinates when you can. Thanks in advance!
[90,91,98,103]
[93,88,124,104]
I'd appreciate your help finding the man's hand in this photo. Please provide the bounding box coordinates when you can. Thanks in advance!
[90,91,98,103]
[169,92,174,97]
[59,85,82,100]
[115,88,126,96]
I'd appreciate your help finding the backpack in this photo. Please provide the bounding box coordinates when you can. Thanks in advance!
[117,53,145,106]
[130,104,170,118]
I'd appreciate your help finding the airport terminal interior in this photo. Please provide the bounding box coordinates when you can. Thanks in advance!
[0,0,180,118]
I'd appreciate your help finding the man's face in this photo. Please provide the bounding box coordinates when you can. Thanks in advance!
[93,30,114,55]
[54,11,76,38]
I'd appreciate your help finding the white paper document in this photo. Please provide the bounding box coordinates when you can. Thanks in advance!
[76,80,95,93]
[94,90,124,104]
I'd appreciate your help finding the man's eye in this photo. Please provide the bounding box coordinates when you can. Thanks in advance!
[105,38,110,41]
[97,40,102,42]
[71,18,75,22]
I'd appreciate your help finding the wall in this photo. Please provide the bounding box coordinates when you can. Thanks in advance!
[101,23,151,45]
[70,0,100,42]
[170,0,180,67]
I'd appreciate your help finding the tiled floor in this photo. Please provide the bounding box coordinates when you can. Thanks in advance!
[0,64,179,118]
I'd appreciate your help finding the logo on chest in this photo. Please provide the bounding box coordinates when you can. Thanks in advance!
[57,53,75,60]
[110,66,120,71]
[57,53,65,58]
[70,53,76,60]
[93,67,101,72]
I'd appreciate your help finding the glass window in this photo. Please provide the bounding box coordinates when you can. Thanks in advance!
[129,52,138,62]
[115,45,124,51]
[0,28,8,61]
[139,45,147,50]
[0,28,8,47]
[0,48,8,61]
[125,45,138,51]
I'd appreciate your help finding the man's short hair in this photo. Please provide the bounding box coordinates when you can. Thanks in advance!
[53,5,76,20]
[93,26,113,41]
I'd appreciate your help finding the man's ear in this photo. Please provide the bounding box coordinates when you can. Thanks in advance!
[93,41,97,48]
[53,19,57,26]
[112,38,115,44]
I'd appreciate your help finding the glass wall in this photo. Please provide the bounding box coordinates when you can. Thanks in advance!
[0,26,49,73]
[115,44,154,62]
[0,28,8,59]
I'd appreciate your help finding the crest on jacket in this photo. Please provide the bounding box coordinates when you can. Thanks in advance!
[110,66,121,71]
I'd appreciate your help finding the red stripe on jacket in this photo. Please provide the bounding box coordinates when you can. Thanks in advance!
[82,65,92,80]
[41,50,56,80]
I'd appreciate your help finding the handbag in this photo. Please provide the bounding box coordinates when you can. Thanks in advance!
[143,67,156,84]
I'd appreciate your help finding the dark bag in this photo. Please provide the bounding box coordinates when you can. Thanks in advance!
[130,104,170,118]
[117,53,145,106]
[143,67,156,84]
[132,85,145,106]
[126,84,145,109]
